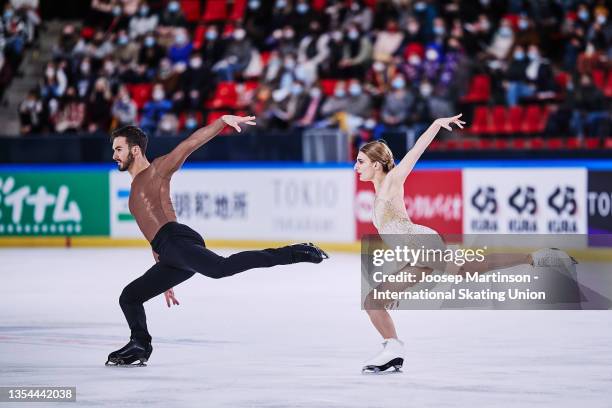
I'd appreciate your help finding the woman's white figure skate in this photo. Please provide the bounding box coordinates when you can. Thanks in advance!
[362,338,404,374]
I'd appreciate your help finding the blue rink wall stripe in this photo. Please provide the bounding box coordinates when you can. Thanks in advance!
[1,159,612,172]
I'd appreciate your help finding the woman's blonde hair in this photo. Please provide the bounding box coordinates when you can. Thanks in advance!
[359,140,395,173]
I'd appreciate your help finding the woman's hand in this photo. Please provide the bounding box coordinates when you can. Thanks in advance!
[434,113,466,131]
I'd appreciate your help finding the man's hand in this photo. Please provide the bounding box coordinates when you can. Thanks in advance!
[221,115,256,133]
[164,288,179,308]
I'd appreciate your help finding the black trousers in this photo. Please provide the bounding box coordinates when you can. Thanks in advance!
[119,222,295,343]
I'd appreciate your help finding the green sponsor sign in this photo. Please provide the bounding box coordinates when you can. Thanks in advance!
[0,171,109,236]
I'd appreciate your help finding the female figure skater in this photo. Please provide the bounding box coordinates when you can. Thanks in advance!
[355,114,573,373]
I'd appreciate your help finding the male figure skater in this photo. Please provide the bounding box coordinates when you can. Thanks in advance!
[106,115,328,366]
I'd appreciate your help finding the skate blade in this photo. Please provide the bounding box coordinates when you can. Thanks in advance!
[105,358,148,367]
[362,358,404,374]
[307,242,330,260]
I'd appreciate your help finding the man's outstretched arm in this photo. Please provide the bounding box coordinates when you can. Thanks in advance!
[158,115,256,176]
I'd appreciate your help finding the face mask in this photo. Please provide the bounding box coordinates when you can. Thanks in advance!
[309,88,321,98]
[578,10,589,21]
[480,20,490,31]
[104,62,115,73]
[296,3,308,14]
[168,1,180,12]
[45,67,55,78]
[234,29,246,40]
[392,78,405,89]
[499,26,513,37]
[596,14,607,24]
[348,30,359,40]
[139,6,149,16]
[144,37,155,47]
[206,30,218,40]
[518,19,528,30]
[4,10,14,19]
[190,58,202,69]
[283,29,294,39]
[248,0,260,10]
[334,88,346,98]
[349,84,362,96]
[291,83,303,95]
[528,50,539,60]
[425,49,438,61]
[332,31,343,41]
[112,5,121,16]
[185,118,198,129]
[153,90,165,101]
[514,50,525,60]
[433,26,445,36]
[414,2,426,11]
[175,33,187,44]
[118,36,128,46]
[420,84,432,96]
[81,62,90,73]
[275,0,287,8]
[408,55,421,65]
[373,61,385,72]
[284,59,296,69]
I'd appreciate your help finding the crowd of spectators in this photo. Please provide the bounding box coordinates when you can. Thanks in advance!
[17,0,612,146]
[1,0,40,107]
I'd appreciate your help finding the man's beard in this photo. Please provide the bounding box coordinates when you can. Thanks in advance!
[118,152,134,171]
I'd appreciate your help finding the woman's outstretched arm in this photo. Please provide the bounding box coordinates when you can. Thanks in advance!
[389,114,465,184]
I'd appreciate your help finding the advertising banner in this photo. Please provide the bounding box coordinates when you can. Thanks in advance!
[587,170,612,246]
[463,168,588,235]
[0,171,109,236]
[110,168,355,242]
[354,170,463,239]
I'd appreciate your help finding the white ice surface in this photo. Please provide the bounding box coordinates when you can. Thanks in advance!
[0,248,611,407]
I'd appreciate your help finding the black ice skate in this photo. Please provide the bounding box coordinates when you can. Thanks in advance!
[105,338,152,367]
[290,242,329,264]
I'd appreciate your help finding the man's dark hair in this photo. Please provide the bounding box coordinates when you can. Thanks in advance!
[110,126,148,155]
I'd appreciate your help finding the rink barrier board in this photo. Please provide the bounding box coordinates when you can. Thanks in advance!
[1,237,612,262]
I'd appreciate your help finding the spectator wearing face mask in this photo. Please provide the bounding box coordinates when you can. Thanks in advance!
[86,30,115,63]
[513,14,540,48]
[156,112,180,136]
[139,34,165,77]
[244,0,270,49]
[381,75,414,128]
[160,0,186,28]
[320,81,350,119]
[182,111,202,133]
[201,26,225,69]
[408,80,433,138]
[290,0,316,36]
[212,27,254,81]
[87,77,113,133]
[53,86,85,133]
[297,21,331,85]
[111,85,137,128]
[270,0,293,31]
[504,45,532,106]
[422,45,443,82]
[269,81,309,129]
[373,19,404,63]
[587,7,612,50]
[364,60,397,106]
[277,26,298,56]
[568,74,609,138]
[168,28,192,64]
[140,83,173,135]
[337,79,372,133]
[19,89,45,134]
[577,42,609,76]
[115,29,140,65]
[179,53,211,105]
[339,25,372,78]
[320,29,345,78]
[342,0,373,32]
[485,18,514,60]
[129,2,159,39]
[295,86,324,127]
